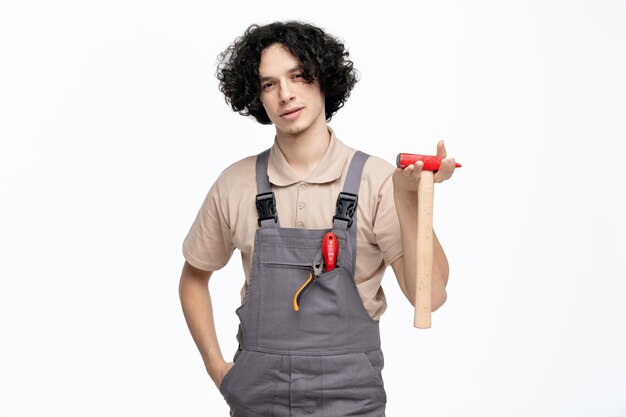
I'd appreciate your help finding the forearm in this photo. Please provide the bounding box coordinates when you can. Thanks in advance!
[178,262,225,380]
[393,190,449,311]
[431,232,449,310]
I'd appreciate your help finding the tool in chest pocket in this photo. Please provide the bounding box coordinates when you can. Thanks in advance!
[292,231,338,312]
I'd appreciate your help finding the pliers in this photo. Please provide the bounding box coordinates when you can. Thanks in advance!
[293,262,323,312]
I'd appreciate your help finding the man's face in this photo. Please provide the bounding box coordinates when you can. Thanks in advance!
[258,43,326,138]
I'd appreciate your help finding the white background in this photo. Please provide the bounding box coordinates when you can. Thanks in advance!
[1,1,625,416]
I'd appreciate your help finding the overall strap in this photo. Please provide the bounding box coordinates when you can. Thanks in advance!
[332,151,370,231]
[255,149,279,228]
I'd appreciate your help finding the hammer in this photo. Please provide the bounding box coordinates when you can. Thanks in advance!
[397,153,461,328]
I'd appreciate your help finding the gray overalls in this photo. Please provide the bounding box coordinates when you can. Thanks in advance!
[219,150,387,416]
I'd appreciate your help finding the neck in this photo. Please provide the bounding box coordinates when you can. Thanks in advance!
[275,119,331,179]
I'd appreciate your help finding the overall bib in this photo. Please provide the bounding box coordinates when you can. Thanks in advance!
[219,150,386,417]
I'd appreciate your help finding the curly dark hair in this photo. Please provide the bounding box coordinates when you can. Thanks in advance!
[216,21,358,125]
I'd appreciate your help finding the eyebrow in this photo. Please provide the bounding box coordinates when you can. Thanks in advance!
[259,65,303,82]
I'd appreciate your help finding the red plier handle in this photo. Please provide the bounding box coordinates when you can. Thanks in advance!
[322,232,337,272]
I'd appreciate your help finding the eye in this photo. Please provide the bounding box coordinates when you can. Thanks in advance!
[292,73,304,80]
[262,81,276,90]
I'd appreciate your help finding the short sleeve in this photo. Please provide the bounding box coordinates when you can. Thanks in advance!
[372,167,403,266]
[182,179,235,272]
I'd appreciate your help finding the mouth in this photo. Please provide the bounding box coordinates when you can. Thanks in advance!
[280,107,304,118]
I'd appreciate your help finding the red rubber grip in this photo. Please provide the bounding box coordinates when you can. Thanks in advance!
[396,153,462,171]
[322,232,337,272]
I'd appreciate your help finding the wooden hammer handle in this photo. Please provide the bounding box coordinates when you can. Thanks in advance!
[415,170,434,328]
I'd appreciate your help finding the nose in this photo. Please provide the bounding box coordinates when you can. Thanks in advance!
[279,80,295,103]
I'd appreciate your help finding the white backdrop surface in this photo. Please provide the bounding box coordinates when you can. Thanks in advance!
[1,1,625,416]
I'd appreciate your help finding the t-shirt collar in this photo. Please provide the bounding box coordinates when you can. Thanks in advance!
[268,127,350,186]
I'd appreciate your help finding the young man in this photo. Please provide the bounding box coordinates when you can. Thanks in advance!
[179,21,456,416]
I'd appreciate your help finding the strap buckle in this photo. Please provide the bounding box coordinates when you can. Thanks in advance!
[333,192,358,228]
[256,192,277,226]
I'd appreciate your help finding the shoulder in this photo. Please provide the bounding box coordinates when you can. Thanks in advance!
[338,139,395,183]
[363,154,395,175]
[216,154,258,185]
[361,154,396,192]
[201,154,259,218]
[211,154,258,196]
